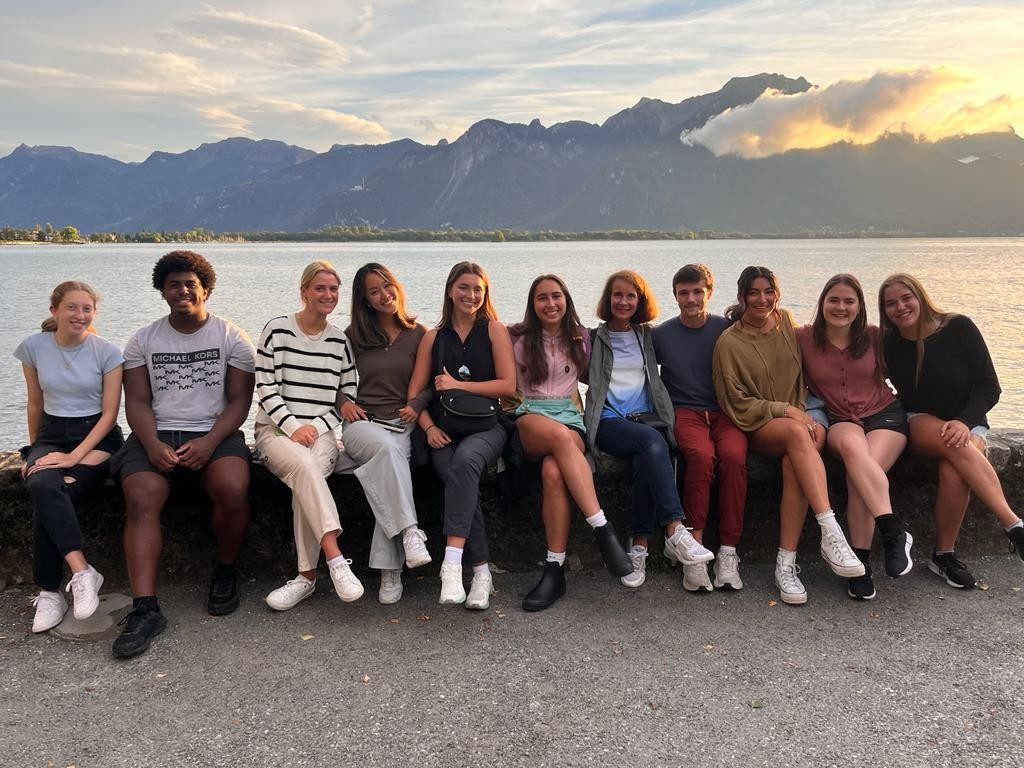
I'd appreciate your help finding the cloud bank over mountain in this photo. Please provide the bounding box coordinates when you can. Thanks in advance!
[683,68,1019,158]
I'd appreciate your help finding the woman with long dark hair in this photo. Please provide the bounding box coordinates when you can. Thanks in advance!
[584,269,714,589]
[509,274,632,611]
[713,266,863,605]
[340,263,431,605]
[797,274,913,601]
[407,262,516,610]
[15,280,124,631]
[879,273,1023,588]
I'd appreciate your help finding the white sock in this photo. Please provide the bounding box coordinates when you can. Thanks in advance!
[815,510,842,534]
[1005,521,1024,532]
[444,546,463,565]
[546,551,566,565]
[777,548,797,566]
[719,545,737,555]
[586,511,608,528]
[326,555,346,568]
[472,563,490,575]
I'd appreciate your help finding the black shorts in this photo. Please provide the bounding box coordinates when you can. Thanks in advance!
[110,430,250,480]
[831,401,909,437]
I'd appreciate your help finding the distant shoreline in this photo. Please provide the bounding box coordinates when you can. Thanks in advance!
[3,230,1023,245]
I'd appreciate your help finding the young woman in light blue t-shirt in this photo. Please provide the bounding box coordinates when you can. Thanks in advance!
[14,281,124,633]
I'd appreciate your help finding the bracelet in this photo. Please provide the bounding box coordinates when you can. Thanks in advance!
[426,425,438,433]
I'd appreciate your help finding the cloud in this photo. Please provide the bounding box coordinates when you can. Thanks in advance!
[173,7,350,68]
[196,98,389,145]
[679,68,1014,158]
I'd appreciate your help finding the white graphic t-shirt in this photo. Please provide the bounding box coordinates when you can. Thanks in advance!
[123,313,256,432]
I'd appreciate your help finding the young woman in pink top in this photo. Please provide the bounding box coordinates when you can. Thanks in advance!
[508,274,632,611]
[797,274,913,601]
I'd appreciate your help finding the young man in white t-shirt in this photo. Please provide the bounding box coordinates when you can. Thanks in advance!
[110,250,256,659]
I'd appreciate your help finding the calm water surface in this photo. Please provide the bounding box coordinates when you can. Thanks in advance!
[4,238,1022,446]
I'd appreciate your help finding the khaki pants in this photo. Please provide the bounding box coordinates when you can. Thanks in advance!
[255,423,341,572]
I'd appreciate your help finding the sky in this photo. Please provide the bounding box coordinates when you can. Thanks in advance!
[1,0,1022,161]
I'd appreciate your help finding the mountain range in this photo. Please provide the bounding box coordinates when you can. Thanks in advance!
[2,73,1022,235]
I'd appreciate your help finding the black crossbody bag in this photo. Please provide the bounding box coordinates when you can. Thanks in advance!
[433,329,499,437]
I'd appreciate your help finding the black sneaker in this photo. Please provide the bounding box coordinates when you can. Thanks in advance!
[208,564,240,616]
[928,552,976,589]
[1007,525,1024,561]
[112,607,167,658]
[882,530,914,577]
[847,564,876,601]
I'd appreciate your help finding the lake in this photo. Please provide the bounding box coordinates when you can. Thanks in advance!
[4,238,1023,446]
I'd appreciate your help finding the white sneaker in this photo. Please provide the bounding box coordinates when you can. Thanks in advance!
[713,549,743,589]
[66,565,104,620]
[820,527,866,578]
[328,559,364,602]
[439,562,466,604]
[775,561,808,605]
[402,527,432,568]
[465,570,494,610]
[620,545,648,588]
[682,562,713,592]
[265,574,316,611]
[379,569,403,605]
[663,526,715,565]
[32,590,68,633]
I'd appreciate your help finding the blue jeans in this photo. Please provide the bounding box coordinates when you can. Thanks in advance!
[595,416,682,537]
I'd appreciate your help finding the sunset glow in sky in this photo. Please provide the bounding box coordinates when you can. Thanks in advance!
[2,1,1021,160]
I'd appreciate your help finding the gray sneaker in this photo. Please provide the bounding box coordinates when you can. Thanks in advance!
[621,545,648,588]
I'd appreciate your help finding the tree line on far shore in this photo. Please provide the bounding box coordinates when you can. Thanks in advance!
[1,223,935,244]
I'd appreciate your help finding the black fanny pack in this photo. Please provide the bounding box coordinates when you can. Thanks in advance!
[438,388,499,437]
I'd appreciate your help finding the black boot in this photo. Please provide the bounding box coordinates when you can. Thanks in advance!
[593,522,633,577]
[523,561,566,612]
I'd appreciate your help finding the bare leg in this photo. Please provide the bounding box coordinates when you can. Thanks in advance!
[517,415,600,516]
[539,455,571,554]
[909,414,1020,527]
[122,471,170,597]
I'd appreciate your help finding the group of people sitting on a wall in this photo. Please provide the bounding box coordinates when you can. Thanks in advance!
[16,250,1024,659]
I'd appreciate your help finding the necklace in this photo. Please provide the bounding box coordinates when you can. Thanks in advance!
[55,336,86,369]
[296,314,327,342]
[740,314,773,334]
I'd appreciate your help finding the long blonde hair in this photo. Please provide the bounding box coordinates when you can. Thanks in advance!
[299,260,342,302]
[41,280,99,333]
[877,272,951,386]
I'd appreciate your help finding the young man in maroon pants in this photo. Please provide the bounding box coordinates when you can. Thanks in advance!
[652,263,748,591]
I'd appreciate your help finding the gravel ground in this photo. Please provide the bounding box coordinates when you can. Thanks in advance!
[2,555,1023,768]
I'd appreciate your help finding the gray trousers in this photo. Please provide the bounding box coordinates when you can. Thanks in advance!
[430,423,507,564]
[342,420,419,570]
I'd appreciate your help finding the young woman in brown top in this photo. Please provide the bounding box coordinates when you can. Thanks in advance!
[340,263,431,605]
[713,266,863,605]
[797,274,913,602]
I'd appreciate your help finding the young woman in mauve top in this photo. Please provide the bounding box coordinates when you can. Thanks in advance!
[255,261,364,611]
[507,274,633,612]
[796,274,913,602]
[582,269,714,591]
[879,272,1024,589]
[712,265,864,606]
[14,280,124,632]
[406,262,516,611]
[338,263,431,606]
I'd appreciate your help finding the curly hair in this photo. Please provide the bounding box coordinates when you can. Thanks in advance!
[152,250,217,293]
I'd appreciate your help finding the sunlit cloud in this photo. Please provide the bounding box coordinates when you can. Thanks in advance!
[172,7,351,68]
[681,68,1017,158]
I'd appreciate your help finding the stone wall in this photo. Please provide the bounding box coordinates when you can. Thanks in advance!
[1,431,1022,588]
